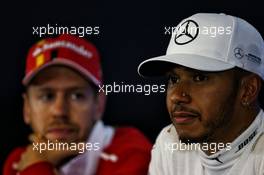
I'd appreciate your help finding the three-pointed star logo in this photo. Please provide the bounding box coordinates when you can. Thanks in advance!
[234,47,244,59]
[174,20,199,45]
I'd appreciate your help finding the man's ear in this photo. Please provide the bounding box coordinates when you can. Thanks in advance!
[23,93,31,125]
[240,74,262,105]
[94,91,107,121]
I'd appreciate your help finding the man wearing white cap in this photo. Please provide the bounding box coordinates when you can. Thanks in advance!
[138,13,264,175]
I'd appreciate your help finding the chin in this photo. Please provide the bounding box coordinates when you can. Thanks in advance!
[178,131,210,144]
[45,134,78,143]
[179,136,201,144]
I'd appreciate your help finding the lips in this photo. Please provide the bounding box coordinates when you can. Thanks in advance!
[172,111,199,124]
[46,126,77,140]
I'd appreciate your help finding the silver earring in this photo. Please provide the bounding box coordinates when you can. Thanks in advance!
[242,100,249,106]
[182,92,187,97]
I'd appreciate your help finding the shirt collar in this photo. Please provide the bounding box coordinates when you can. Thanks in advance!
[199,109,264,169]
[59,120,115,175]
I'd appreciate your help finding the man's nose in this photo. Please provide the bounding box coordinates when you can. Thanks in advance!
[51,94,68,118]
[168,83,191,104]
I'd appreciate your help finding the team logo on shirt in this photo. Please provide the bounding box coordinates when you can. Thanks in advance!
[208,154,223,163]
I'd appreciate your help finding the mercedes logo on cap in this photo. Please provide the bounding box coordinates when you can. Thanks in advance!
[234,47,244,59]
[174,20,199,45]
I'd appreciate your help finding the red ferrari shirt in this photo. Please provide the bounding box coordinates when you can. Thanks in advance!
[3,127,152,175]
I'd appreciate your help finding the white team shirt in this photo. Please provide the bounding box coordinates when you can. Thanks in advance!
[149,110,264,175]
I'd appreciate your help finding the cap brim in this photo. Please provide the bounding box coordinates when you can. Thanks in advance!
[22,58,101,86]
[138,53,236,77]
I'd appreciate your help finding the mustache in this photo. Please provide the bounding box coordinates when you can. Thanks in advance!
[172,104,200,116]
[44,120,79,132]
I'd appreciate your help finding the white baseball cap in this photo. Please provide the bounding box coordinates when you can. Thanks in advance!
[138,13,264,80]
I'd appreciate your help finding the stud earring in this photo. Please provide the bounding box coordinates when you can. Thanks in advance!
[182,92,187,97]
[242,100,249,106]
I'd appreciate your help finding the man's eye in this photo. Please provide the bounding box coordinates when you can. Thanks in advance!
[40,93,54,101]
[70,92,85,100]
[168,75,180,84]
[193,74,208,82]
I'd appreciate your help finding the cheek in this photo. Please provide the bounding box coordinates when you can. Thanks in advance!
[29,107,48,134]
[166,94,170,111]
[70,104,97,138]
[166,89,174,112]
[193,86,233,121]
[166,95,173,118]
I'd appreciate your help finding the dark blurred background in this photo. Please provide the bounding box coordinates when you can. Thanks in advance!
[1,0,264,170]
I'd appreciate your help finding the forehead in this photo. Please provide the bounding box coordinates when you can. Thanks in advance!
[27,66,90,88]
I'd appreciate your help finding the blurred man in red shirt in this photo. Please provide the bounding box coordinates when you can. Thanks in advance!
[4,34,151,175]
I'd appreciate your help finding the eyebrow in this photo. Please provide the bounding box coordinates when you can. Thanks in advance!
[33,86,90,92]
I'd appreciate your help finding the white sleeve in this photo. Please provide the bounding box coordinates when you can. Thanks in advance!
[256,156,264,175]
[256,112,264,174]
[254,134,264,175]
[148,143,164,175]
[148,126,172,175]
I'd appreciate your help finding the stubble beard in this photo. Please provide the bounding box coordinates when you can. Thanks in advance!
[179,85,239,145]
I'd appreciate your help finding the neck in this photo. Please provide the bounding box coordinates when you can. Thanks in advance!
[203,105,260,155]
